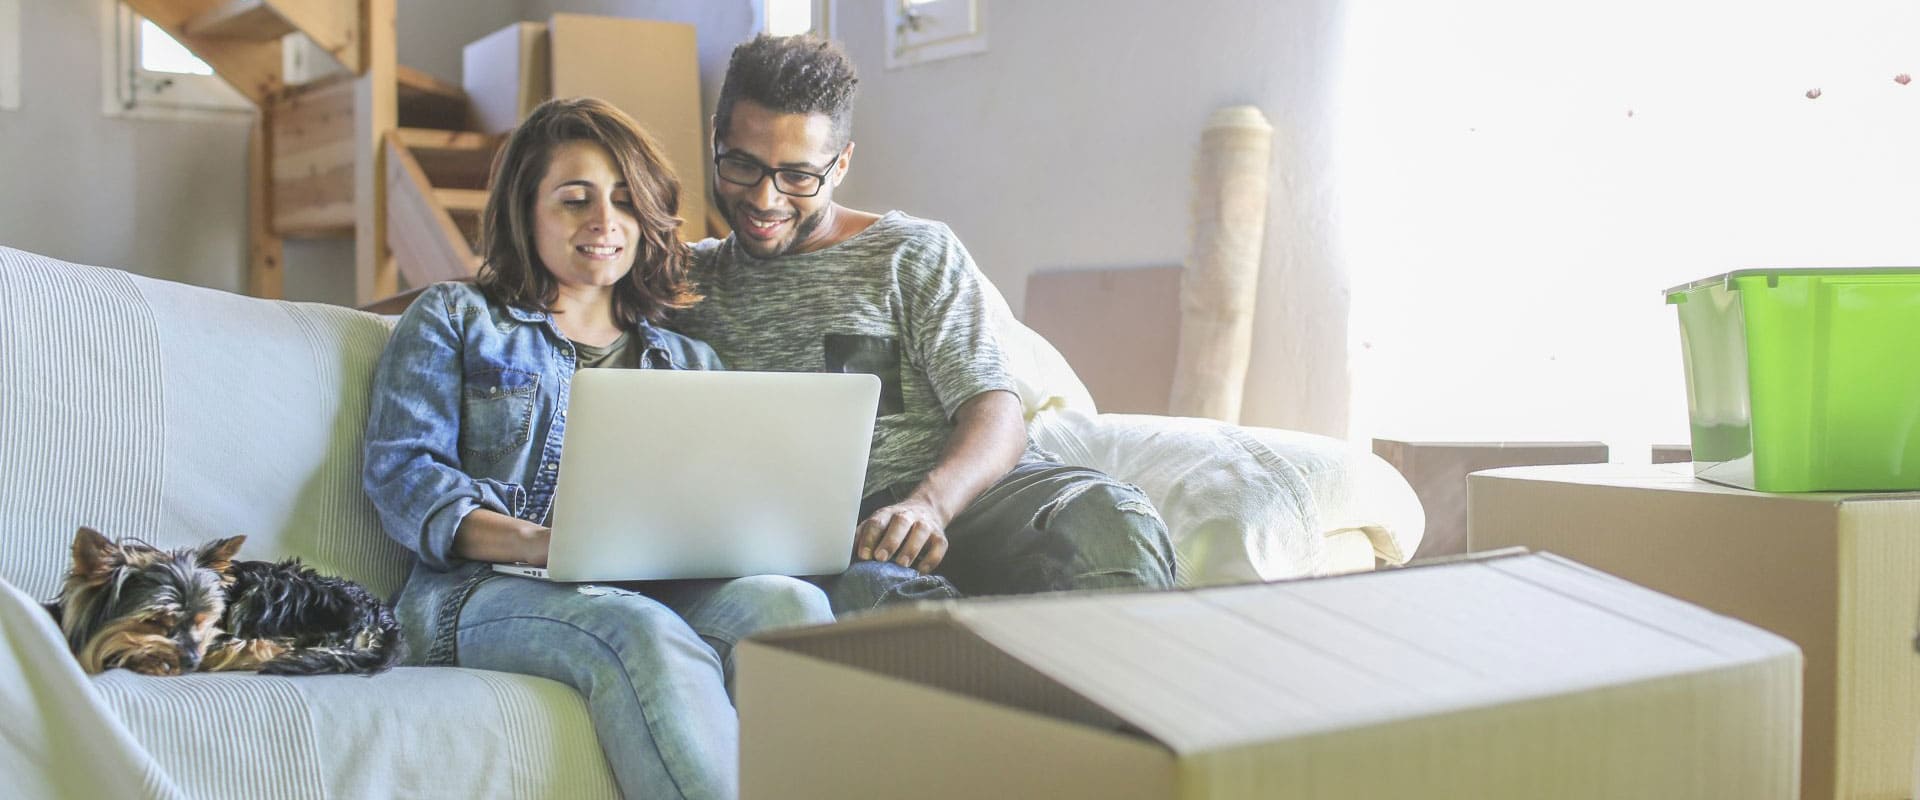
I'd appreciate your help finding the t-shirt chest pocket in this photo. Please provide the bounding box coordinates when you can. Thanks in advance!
[823,333,905,416]
[461,367,539,464]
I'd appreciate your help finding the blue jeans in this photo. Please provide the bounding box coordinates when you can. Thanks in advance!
[454,574,832,800]
[819,462,1176,614]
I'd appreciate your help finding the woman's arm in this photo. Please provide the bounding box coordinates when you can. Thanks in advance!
[363,285,536,570]
[452,509,551,565]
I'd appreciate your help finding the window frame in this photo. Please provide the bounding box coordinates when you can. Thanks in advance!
[101,0,252,120]
[885,0,987,70]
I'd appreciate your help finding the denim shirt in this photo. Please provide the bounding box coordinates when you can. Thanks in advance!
[362,281,721,664]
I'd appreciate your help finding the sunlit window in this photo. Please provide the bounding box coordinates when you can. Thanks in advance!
[766,0,830,37]
[139,18,212,75]
[107,4,246,115]
[766,0,810,36]
[1335,0,1920,457]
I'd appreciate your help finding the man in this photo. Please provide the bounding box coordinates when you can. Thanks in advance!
[674,34,1174,613]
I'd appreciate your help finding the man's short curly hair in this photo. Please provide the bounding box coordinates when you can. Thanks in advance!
[714,34,859,150]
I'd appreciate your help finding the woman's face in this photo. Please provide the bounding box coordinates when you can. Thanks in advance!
[532,140,640,291]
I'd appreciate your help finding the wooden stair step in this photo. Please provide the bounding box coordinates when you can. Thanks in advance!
[397,65,472,130]
[388,134,483,288]
[397,127,498,190]
[184,0,295,40]
[432,188,489,215]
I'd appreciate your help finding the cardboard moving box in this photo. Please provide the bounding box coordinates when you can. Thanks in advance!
[462,15,707,242]
[1470,463,1920,800]
[740,552,1801,799]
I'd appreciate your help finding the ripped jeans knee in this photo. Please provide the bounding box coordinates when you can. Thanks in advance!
[1029,480,1175,591]
[814,560,961,617]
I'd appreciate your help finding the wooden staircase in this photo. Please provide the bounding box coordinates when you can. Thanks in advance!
[125,0,502,308]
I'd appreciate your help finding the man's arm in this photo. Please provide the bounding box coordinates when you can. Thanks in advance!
[857,389,1024,573]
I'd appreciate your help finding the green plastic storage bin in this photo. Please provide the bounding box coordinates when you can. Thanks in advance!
[1666,268,1920,492]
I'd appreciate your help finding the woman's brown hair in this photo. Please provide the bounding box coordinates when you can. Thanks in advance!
[475,96,698,326]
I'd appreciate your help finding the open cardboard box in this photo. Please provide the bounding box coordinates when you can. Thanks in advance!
[739,551,1801,799]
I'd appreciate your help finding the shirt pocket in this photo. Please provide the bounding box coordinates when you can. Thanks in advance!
[461,367,539,465]
[824,333,905,416]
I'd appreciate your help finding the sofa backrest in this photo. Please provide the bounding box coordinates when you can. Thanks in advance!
[0,247,410,602]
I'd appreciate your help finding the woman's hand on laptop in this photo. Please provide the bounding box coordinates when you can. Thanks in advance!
[453,508,553,567]
[856,498,949,574]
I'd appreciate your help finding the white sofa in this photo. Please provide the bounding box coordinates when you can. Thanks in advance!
[0,245,1421,798]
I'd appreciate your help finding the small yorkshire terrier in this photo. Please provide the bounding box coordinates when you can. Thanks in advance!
[45,527,404,677]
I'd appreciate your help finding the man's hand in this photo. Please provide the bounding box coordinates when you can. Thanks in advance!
[849,390,1025,576]
[856,496,949,574]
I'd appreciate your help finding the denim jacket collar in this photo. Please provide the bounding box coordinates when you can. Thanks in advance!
[499,302,686,370]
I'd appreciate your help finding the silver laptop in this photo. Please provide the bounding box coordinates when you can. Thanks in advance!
[492,369,880,582]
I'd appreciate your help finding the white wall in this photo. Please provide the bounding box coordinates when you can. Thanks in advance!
[830,0,1351,436]
[0,1,745,305]
[398,0,524,86]
[0,0,523,303]
[0,0,251,293]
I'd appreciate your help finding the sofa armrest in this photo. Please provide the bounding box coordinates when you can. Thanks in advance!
[1230,425,1426,565]
[1029,410,1426,585]
[0,576,183,799]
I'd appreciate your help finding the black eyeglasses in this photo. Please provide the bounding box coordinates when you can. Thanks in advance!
[712,149,843,198]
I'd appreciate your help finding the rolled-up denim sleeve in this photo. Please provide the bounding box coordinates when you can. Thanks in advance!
[362,285,519,571]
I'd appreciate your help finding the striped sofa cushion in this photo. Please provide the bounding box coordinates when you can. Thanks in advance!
[0,246,406,601]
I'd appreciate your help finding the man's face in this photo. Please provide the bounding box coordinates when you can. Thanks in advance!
[712,99,849,259]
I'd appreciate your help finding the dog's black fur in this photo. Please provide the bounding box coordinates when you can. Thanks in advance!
[46,527,404,676]
[217,556,407,676]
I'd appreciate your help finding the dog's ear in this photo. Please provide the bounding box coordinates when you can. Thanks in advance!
[195,535,247,572]
[71,527,120,585]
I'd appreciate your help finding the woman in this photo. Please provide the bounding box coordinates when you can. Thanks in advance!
[362,97,832,800]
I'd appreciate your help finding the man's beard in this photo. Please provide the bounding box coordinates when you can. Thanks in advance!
[730,199,829,260]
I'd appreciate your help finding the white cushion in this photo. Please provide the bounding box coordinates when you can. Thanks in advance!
[1031,410,1425,586]
[977,271,1099,418]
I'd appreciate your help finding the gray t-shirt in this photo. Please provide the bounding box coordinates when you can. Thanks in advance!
[571,332,637,370]
[675,211,1033,497]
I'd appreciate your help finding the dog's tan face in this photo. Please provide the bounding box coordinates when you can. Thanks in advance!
[57,528,244,676]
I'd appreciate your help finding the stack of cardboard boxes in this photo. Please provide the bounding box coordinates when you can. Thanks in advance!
[1472,463,1920,800]
[462,14,710,242]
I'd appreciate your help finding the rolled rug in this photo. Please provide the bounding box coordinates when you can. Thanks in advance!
[1169,105,1273,423]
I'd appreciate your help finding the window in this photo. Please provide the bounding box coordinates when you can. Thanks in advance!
[766,0,832,38]
[104,1,249,117]
[1,0,19,110]
[1336,0,1920,456]
[885,0,986,69]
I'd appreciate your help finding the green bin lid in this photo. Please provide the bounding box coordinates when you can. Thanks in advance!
[1663,266,1920,303]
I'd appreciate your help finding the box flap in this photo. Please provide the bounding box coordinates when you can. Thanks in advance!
[750,604,1140,737]
[941,553,1800,755]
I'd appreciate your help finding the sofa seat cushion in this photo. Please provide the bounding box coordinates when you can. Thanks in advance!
[91,667,617,800]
